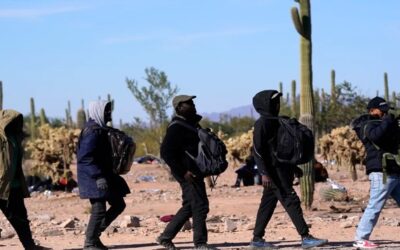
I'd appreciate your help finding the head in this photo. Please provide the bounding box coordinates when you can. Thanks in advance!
[367,97,391,118]
[252,90,282,116]
[89,100,112,127]
[173,95,197,118]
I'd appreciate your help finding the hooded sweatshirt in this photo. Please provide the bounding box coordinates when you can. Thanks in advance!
[252,90,282,176]
[0,110,29,200]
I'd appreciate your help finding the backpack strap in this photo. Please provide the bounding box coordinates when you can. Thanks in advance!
[168,120,198,133]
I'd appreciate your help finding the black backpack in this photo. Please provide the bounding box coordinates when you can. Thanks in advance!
[268,116,314,165]
[170,120,228,177]
[107,128,136,175]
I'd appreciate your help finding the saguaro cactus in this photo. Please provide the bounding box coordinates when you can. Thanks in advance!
[384,72,389,101]
[291,0,315,209]
[30,97,37,139]
[291,80,297,118]
[39,108,48,126]
[330,69,336,109]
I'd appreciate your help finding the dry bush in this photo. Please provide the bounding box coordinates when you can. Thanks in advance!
[224,128,253,167]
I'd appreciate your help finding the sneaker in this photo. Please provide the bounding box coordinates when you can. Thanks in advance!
[249,239,277,249]
[193,244,219,250]
[156,236,178,250]
[353,240,378,249]
[83,240,108,250]
[301,235,328,249]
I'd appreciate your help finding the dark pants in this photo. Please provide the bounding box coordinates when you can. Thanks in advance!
[0,188,35,249]
[160,178,209,246]
[253,167,309,240]
[85,195,126,246]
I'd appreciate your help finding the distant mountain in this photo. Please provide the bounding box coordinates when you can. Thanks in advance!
[201,104,259,122]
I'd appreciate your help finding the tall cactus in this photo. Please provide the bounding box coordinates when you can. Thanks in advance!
[65,100,73,128]
[30,97,37,139]
[392,91,397,109]
[291,80,297,118]
[0,81,3,110]
[39,108,48,126]
[77,99,87,129]
[291,0,315,209]
[107,94,114,127]
[330,69,336,109]
[384,72,389,101]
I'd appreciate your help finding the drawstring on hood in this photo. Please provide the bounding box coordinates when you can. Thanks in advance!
[89,100,110,127]
[252,90,282,116]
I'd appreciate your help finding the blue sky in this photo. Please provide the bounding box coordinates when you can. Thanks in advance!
[1,0,399,123]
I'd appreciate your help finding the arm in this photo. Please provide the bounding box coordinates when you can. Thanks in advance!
[160,124,188,177]
[365,115,396,142]
[252,119,272,176]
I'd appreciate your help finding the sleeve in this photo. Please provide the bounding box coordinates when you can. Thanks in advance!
[252,120,272,176]
[160,124,188,177]
[365,115,395,143]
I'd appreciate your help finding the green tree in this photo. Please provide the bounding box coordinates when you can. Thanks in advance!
[126,67,178,154]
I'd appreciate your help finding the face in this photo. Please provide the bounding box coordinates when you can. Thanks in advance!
[104,103,112,123]
[176,100,197,118]
[369,108,385,118]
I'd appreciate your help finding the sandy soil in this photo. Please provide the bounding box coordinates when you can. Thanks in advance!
[1,162,400,250]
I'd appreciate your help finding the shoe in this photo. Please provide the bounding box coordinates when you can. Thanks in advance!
[83,242,108,250]
[156,236,178,250]
[249,239,277,249]
[193,244,219,250]
[353,240,378,249]
[301,234,328,249]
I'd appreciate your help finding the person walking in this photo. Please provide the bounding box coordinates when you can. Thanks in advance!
[351,96,400,249]
[156,95,218,250]
[77,101,130,250]
[0,110,51,250]
[249,90,328,249]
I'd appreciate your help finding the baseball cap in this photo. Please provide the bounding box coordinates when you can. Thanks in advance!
[172,95,196,109]
[366,97,393,112]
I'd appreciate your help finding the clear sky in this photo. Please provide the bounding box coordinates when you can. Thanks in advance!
[1,0,399,123]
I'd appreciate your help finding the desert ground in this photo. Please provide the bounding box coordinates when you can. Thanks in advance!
[1,162,400,250]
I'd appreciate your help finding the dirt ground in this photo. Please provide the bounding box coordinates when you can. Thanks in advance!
[1,162,400,250]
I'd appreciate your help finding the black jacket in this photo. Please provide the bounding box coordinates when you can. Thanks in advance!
[252,90,292,177]
[352,114,400,175]
[160,115,202,182]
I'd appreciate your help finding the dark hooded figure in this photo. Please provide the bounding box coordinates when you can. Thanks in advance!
[77,100,130,250]
[249,90,327,249]
[0,110,50,250]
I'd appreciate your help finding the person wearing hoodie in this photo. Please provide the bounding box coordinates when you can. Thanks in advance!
[351,97,400,249]
[0,110,50,250]
[77,101,130,250]
[157,95,218,250]
[249,90,328,249]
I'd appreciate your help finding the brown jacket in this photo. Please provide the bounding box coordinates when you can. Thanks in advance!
[0,110,29,200]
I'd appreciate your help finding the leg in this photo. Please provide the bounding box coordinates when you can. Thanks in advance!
[355,172,391,241]
[389,175,400,206]
[191,178,209,246]
[252,187,278,241]
[160,181,193,241]
[99,196,126,232]
[85,199,106,247]
[0,188,35,249]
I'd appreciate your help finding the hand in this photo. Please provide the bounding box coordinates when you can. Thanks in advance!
[184,171,196,183]
[96,178,108,191]
[294,166,303,178]
[261,175,273,190]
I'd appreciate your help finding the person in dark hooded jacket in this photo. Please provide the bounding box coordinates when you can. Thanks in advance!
[0,110,51,250]
[351,97,400,249]
[249,90,327,249]
[156,95,218,250]
[77,101,130,250]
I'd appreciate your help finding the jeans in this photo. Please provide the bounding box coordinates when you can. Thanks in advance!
[253,167,309,240]
[0,188,35,249]
[159,178,209,246]
[355,172,400,240]
[85,196,126,246]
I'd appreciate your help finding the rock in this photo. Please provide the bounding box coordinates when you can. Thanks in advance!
[40,228,64,237]
[120,215,140,228]
[340,221,353,228]
[60,219,75,228]
[0,230,15,239]
[245,223,255,230]
[34,214,55,222]
[224,218,237,232]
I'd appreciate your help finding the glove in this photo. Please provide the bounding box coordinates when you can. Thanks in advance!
[96,178,108,191]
